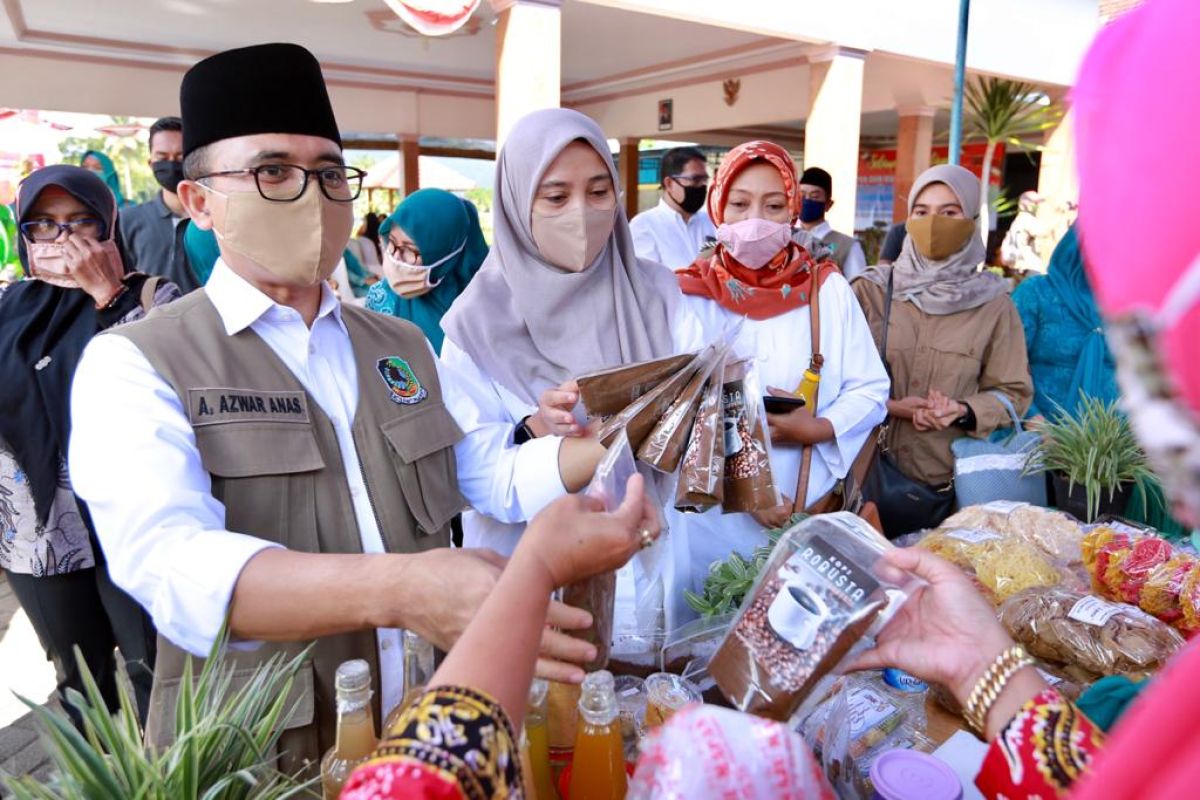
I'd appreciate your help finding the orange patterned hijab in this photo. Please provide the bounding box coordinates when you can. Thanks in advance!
[676,140,835,320]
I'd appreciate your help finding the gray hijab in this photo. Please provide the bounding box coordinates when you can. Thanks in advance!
[859,163,1008,315]
[441,108,679,404]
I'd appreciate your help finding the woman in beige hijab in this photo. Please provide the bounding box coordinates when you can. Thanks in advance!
[853,164,1033,532]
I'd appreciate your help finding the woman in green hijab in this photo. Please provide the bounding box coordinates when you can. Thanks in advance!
[80,150,130,207]
[365,188,488,352]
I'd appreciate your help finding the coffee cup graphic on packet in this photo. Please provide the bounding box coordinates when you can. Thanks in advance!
[767,582,829,650]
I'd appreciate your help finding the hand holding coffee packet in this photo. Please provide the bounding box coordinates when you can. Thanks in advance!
[708,513,921,721]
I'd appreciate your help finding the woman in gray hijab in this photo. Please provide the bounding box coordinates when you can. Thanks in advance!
[853,164,1033,531]
[440,108,682,556]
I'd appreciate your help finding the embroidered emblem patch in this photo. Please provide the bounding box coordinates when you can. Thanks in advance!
[376,357,427,405]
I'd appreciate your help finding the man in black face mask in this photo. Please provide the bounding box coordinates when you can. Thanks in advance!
[630,145,717,269]
[119,116,200,292]
[795,166,867,281]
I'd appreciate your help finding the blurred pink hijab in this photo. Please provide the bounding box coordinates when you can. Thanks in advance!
[1074,0,1200,418]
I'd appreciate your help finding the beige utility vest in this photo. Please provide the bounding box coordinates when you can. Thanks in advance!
[818,228,857,272]
[111,289,466,771]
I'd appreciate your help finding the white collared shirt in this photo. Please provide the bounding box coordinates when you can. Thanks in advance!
[803,219,868,281]
[68,260,565,717]
[629,198,716,270]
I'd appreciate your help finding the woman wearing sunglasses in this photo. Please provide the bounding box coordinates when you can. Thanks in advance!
[0,164,179,730]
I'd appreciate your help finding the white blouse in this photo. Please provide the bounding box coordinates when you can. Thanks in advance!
[443,272,890,633]
[664,273,890,629]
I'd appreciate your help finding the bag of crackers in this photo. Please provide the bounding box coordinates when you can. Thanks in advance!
[1082,524,1200,635]
[998,587,1184,682]
[708,513,921,721]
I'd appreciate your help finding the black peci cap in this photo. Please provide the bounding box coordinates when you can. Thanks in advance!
[180,42,341,157]
[800,166,833,197]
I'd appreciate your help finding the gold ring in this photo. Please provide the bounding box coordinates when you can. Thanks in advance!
[639,529,655,550]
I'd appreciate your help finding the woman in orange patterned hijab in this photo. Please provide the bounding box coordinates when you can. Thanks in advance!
[677,140,837,320]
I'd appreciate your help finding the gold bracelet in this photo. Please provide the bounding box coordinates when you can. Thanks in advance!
[963,645,1035,736]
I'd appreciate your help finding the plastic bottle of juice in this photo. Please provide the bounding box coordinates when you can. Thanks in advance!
[568,671,627,800]
[795,354,824,409]
[320,659,378,799]
[526,678,558,799]
[382,630,435,733]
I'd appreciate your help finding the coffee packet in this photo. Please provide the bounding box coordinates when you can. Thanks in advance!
[577,353,696,418]
[674,354,727,512]
[719,359,780,513]
[708,513,921,721]
[638,344,726,472]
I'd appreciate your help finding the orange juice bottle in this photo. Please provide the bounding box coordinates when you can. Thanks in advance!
[320,659,378,799]
[526,679,558,800]
[568,671,627,800]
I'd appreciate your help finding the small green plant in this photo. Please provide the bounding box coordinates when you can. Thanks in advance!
[1026,395,1154,522]
[2,633,318,799]
[685,515,805,617]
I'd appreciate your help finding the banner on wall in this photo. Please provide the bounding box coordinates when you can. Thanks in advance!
[855,142,1005,231]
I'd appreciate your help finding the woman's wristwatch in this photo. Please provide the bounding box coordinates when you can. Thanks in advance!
[513,416,537,445]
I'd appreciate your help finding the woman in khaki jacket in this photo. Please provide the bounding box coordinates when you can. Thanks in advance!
[853,164,1033,515]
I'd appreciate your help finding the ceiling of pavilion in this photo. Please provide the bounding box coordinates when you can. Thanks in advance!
[2,0,788,95]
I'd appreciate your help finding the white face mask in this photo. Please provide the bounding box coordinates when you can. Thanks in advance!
[531,204,615,272]
[383,238,465,299]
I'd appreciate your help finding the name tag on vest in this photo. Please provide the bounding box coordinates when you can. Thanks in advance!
[186,388,310,426]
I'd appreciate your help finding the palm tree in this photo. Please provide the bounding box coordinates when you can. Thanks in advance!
[962,77,1063,241]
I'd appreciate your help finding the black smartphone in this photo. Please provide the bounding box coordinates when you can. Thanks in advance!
[763,395,806,414]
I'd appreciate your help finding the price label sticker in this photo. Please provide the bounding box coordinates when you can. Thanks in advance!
[946,528,1002,544]
[1068,595,1124,627]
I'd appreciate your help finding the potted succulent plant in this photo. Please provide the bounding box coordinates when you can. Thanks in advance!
[1027,396,1154,522]
[2,636,317,800]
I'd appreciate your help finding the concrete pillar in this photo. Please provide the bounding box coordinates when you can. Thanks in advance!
[1036,107,1079,258]
[493,0,562,147]
[893,106,935,221]
[804,47,867,234]
[619,137,640,220]
[399,136,420,197]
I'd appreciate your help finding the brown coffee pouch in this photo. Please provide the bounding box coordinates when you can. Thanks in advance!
[719,360,779,513]
[597,354,704,451]
[577,353,696,418]
[675,356,727,512]
[562,570,617,671]
[638,345,724,472]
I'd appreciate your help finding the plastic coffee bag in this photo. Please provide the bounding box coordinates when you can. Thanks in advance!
[637,344,726,473]
[719,359,780,513]
[577,353,696,418]
[709,513,921,721]
[674,356,727,512]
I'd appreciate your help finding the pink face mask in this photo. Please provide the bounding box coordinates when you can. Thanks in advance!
[27,240,124,290]
[716,218,793,269]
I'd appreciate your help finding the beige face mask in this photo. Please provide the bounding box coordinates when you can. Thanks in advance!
[206,182,353,285]
[531,204,615,272]
[905,214,977,261]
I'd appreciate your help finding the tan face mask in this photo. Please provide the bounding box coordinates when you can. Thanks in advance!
[207,183,353,285]
[27,239,124,289]
[531,204,615,272]
[905,214,977,261]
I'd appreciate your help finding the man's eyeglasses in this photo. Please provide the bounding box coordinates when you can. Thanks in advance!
[19,219,104,242]
[197,164,366,202]
[670,173,709,187]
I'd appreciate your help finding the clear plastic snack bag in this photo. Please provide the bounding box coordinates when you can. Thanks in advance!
[708,513,922,721]
[628,705,833,799]
[719,358,780,514]
[998,587,1185,681]
[562,430,640,671]
[577,353,697,419]
[803,671,933,799]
